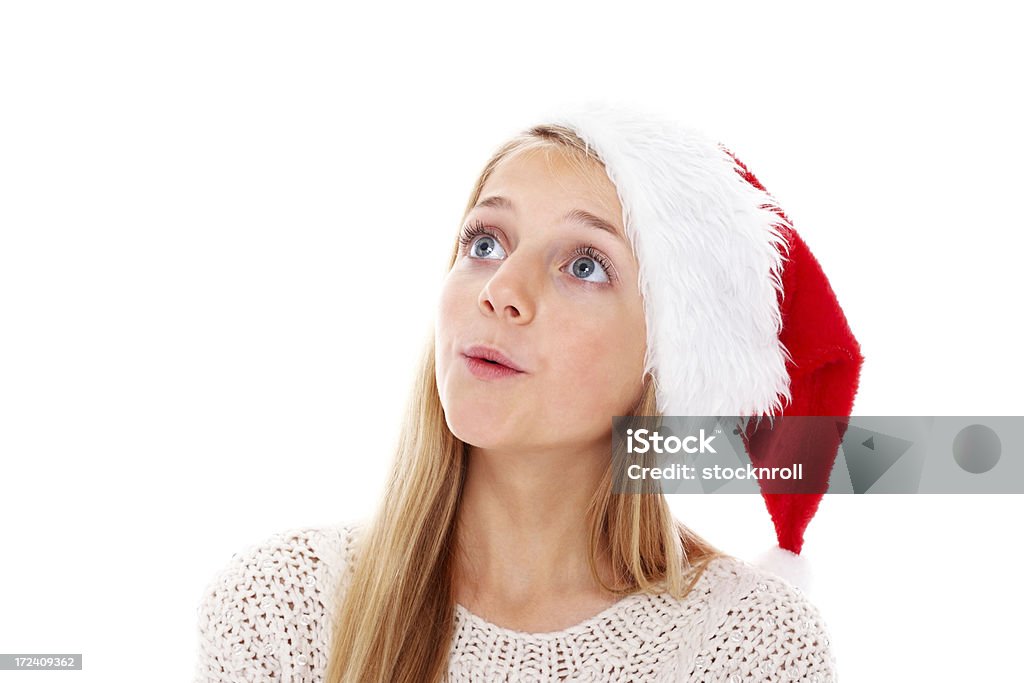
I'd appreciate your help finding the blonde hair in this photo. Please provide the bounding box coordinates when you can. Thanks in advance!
[324,125,728,683]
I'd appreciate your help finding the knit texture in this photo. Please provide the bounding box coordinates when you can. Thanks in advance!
[193,522,838,682]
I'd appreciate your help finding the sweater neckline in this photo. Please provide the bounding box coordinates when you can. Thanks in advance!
[453,592,647,641]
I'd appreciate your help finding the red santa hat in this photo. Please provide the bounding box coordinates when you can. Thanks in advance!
[535,101,865,587]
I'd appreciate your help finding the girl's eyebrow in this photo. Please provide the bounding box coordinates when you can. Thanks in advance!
[473,195,625,243]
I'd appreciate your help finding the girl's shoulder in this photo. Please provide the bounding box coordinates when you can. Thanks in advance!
[193,520,367,683]
[698,553,830,625]
[205,520,367,598]
[679,554,838,680]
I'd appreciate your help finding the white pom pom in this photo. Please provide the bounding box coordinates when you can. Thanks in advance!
[754,546,812,593]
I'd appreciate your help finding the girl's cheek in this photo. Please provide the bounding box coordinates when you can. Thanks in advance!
[437,279,477,323]
[436,285,458,326]
[555,329,610,377]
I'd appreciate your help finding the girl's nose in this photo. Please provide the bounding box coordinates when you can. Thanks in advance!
[477,252,541,324]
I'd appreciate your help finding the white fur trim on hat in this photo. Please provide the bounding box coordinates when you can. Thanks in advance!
[542,102,794,418]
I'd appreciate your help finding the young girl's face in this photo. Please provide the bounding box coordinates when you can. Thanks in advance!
[434,147,648,455]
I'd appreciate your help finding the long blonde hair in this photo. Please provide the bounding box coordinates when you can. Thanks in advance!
[324,125,727,683]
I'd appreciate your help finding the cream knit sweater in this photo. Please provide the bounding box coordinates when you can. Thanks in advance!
[193,522,837,682]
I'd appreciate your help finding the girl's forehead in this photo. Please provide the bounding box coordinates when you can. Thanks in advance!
[484,147,622,223]
[498,144,604,183]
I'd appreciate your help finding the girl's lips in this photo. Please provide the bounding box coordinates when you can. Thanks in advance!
[463,355,525,380]
[461,344,527,373]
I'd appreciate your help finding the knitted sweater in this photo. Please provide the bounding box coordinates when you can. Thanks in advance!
[193,522,838,682]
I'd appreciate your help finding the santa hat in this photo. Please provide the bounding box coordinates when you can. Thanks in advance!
[533,102,865,588]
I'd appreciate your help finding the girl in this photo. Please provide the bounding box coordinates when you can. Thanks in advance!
[195,103,859,683]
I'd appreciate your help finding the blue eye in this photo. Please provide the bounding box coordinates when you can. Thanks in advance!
[458,221,504,259]
[463,231,506,260]
[567,246,612,284]
[457,220,616,285]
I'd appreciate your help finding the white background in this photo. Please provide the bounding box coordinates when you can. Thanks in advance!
[1,1,1021,681]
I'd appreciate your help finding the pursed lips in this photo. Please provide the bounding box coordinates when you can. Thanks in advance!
[461,344,527,373]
